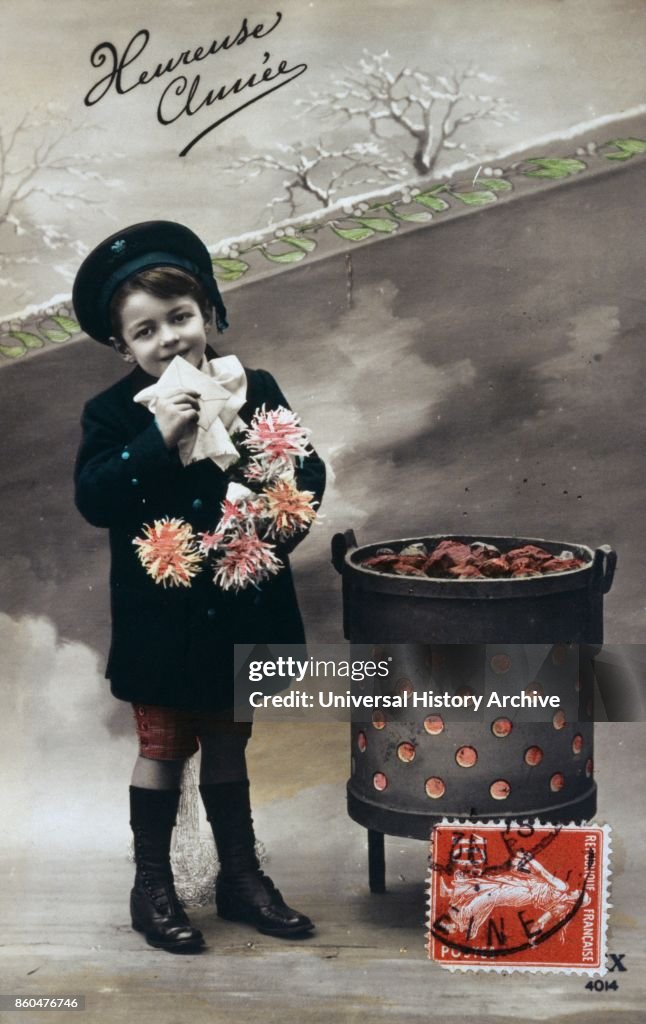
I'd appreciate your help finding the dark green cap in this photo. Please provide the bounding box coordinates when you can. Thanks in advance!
[72,220,228,344]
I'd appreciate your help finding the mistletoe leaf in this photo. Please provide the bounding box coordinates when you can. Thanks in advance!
[9,331,43,349]
[212,257,248,271]
[43,329,71,343]
[390,208,433,222]
[352,217,398,233]
[261,247,307,264]
[331,225,375,241]
[603,137,646,161]
[523,158,587,179]
[480,178,513,191]
[414,191,450,211]
[211,257,249,281]
[450,189,498,206]
[284,235,317,252]
[0,342,26,358]
[51,315,80,333]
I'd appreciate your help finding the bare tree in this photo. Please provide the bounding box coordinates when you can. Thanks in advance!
[231,138,407,220]
[0,108,119,296]
[299,51,517,177]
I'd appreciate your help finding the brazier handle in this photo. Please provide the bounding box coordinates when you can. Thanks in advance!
[592,545,617,595]
[331,529,358,574]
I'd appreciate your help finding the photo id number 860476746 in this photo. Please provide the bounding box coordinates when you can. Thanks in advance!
[0,996,85,1010]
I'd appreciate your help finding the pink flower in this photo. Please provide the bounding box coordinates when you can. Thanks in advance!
[263,478,319,538]
[218,498,246,531]
[197,530,225,555]
[243,456,283,484]
[216,494,268,536]
[243,405,311,463]
[133,518,202,587]
[211,530,282,591]
[246,497,268,519]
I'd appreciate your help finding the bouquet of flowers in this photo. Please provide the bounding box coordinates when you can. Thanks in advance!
[133,406,319,592]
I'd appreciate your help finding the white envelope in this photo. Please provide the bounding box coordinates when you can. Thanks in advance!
[134,355,247,470]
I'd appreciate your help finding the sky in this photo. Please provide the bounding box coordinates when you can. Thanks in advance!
[1,0,645,314]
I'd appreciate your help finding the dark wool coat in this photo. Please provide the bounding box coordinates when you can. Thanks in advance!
[75,362,326,711]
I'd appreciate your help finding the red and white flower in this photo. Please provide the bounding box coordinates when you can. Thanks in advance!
[197,529,225,555]
[243,455,286,485]
[211,529,282,592]
[263,477,319,538]
[243,405,311,464]
[133,517,202,588]
[215,482,268,534]
[217,498,248,532]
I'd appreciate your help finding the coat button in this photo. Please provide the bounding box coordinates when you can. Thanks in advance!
[207,608,216,619]
[192,498,203,511]
[121,450,130,460]
[131,478,139,486]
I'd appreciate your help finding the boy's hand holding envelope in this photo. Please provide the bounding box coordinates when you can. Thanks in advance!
[153,388,201,450]
[134,355,248,470]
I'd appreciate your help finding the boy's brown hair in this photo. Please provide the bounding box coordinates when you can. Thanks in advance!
[109,267,213,341]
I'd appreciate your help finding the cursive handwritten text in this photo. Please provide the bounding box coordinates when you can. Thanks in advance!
[84,14,307,156]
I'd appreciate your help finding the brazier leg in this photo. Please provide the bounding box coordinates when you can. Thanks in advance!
[368,828,386,893]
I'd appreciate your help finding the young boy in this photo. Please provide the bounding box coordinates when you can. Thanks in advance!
[73,221,326,952]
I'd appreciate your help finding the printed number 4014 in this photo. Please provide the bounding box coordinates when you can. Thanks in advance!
[585,980,618,992]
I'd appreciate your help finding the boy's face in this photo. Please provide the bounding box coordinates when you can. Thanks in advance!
[113,290,209,377]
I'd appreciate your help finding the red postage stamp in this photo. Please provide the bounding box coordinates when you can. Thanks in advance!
[427,821,610,973]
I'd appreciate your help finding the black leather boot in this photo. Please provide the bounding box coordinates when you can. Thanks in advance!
[129,786,204,953]
[199,780,314,938]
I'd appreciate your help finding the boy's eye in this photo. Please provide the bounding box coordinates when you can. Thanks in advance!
[173,312,191,323]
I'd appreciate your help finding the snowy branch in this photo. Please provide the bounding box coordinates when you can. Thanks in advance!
[0,107,120,298]
[297,52,517,176]
[228,138,406,219]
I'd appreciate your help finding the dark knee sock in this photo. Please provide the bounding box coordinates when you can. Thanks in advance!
[198,733,249,786]
[198,780,259,876]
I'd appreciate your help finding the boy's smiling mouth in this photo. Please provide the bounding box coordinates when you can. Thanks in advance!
[160,350,189,361]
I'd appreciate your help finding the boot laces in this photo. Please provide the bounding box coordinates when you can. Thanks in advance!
[137,866,183,914]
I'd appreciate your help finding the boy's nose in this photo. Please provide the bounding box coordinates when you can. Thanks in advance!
[159,323,180,345]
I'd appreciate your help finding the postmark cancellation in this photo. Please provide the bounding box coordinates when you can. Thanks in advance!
[427,821,611,973]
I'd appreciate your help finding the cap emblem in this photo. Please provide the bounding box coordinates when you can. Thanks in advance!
[110,239,127,255]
